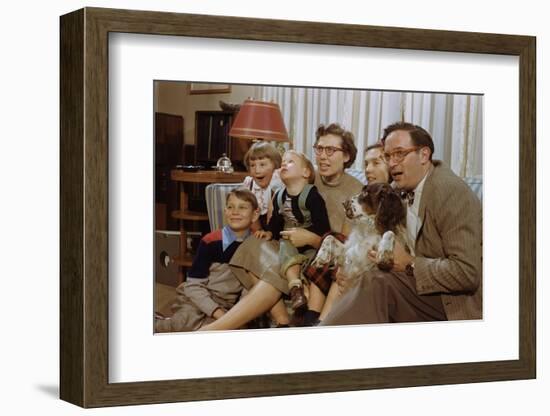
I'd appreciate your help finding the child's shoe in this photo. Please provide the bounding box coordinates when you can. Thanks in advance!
[289,286,307,310]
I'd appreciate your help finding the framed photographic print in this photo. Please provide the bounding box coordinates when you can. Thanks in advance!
[189,82,231,94]
[60,7,536,408]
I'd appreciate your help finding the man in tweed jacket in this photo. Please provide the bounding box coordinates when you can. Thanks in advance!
[322,122,482,325]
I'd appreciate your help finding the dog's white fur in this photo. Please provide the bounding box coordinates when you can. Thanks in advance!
[310,193,409,281]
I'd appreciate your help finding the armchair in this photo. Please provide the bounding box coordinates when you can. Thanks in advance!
[205,170,482,232]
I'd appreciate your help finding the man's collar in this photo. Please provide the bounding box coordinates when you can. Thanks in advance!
[414,165,432,193]
[222,225,250,251]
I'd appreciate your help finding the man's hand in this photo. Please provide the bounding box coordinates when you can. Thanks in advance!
[368,240,413,273]
[391,240,414,272]
[280,228,321,248]
[255,230,272,240]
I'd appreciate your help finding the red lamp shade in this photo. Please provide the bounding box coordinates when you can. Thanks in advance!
[229,99,289,142]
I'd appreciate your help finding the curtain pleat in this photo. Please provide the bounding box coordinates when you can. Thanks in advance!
[257,87,483,177]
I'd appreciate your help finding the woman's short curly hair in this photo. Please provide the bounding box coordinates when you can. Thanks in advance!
[315,123,357,169]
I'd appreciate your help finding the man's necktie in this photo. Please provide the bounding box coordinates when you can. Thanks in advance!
[401,190,415,206]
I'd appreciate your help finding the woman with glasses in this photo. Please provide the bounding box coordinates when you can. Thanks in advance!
[201,123,363,330]
[310,141,393,322]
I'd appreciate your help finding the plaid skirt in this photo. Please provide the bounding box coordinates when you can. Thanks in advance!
[302,232,347,296]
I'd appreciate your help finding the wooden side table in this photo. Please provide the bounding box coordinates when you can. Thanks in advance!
[170,170,248,282]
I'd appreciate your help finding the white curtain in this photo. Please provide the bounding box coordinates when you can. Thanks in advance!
[254,86,483,178]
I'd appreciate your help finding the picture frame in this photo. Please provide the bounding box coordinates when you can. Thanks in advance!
[60,7,536,408]
[189,82,231,94]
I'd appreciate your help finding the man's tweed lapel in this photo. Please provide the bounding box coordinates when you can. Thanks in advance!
[415,162,437,245]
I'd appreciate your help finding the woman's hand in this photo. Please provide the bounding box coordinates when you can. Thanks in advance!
[280,228,321,248]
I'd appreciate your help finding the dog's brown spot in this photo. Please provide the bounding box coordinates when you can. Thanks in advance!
[358,183,406,234]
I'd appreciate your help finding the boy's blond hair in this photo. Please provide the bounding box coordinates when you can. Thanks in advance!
[243,141,282,170]
[284,150,315,184]
[225,187,259,211]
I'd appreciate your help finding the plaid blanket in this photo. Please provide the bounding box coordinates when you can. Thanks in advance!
[303,232,347,296]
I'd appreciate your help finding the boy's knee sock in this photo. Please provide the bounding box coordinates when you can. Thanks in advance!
[303,309,320,326]
[288,279,302,289]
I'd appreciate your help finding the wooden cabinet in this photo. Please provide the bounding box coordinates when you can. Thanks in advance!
[155,112,184,230]
[155,112,184,166]
[194,111,251,171]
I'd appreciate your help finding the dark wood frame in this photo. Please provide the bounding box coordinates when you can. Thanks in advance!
[60,7,536,408]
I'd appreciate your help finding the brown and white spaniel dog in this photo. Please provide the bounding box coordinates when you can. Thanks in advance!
[310,183,411,281]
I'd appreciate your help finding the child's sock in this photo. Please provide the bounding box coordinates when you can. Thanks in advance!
[302,309,321,326]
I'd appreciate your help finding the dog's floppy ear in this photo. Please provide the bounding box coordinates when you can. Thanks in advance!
[375,186,406,233]
[356,185,370,205]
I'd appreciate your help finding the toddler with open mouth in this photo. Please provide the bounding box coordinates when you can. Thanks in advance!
[255,150,331,311]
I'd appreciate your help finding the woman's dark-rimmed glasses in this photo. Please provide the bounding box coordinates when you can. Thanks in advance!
[313,145,344,156]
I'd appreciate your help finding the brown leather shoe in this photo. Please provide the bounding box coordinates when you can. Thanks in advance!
[289,286,307,310]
